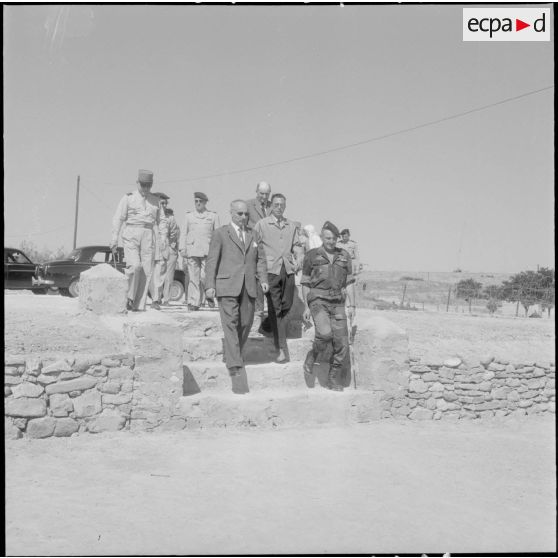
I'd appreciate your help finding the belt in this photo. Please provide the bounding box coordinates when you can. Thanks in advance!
[127,224,153,229]
[310,287,343,298]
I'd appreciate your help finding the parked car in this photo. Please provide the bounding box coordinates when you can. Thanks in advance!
[4,247,49,294]
[33,245,186,300]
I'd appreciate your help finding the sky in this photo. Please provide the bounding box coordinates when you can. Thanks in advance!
[3,4,554,272]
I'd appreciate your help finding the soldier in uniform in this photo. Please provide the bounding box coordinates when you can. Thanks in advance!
[148,192,170,310]
[162,207,180,306]
[179,192,220,311]
[337,228,361,275]
[110,169,162,312]
[301,221,355,391]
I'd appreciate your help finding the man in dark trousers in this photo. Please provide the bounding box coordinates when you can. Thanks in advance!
[301,221,355,391]
[254,193,304,363]
[205,200,269,392]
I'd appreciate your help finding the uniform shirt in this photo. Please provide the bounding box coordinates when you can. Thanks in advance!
[167,215,180,253]
[180,209,220,258]
[336,238,360,274]
[253,215,303,275]
[301,246,354,303]
[111,190,161,246]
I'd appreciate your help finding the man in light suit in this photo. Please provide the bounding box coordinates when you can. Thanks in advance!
[246,181,272,331]
[205,200,269,391]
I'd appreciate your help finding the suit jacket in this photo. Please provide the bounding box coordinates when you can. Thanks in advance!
[246,198,270,229]
[205,224,268,298]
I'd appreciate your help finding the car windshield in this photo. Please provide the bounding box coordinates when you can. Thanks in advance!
[67,249,81,260]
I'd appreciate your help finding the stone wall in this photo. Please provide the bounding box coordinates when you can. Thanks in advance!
[386,356,555,420]
[5,353,134,439]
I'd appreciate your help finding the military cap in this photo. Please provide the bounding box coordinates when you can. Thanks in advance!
[340,228,350,235]
[152,192,170,200]
[194,192,208,202]
[138,169,154,184]
[322,221,340,238]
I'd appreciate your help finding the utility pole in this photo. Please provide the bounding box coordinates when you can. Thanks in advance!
[73,175,80,249]
[400,282,407,307]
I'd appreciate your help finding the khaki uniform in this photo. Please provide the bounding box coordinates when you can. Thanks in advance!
[163,214,180,302]
[149,208,169,303]
[180,209,220,307]
[111,190,161,310]
[336,238,360,275]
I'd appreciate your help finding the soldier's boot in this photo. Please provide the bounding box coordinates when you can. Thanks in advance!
[327,365,344,392]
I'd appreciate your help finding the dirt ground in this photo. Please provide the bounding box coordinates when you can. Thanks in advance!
[5,417,555,555]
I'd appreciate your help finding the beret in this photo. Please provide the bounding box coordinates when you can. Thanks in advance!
[138,169,153,183]
[340,229,350,235]
[194,191,208,202]
[152,192,170,200]
[322,221,340,238]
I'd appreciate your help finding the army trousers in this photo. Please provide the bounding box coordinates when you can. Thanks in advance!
[149,258,167,303]
[163,250,178,302]
[122,225,155,311]
[187,256,206,307]
[308,298,349,369]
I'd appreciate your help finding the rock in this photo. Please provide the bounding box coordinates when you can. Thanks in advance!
[426,398,437,410]
[5,397,47,418]
[482,371,495,381]
[5,366,20,376]
[79,263,128,314]
[443,391,458,402]
[25,357,42,376]
[496,358,510,365]
[410,365,431,374]
[88,365,108,377]
[478,382,492,392]
[5,387,12,396]
[108,366,134,381]
[488,362,506,372]
[42,359,73,374]
[101,358,120,367]
[492,387,511,400]
[391,406,411,418]
[4,418,22,439]
[37,374,58,385]
[505,378,521,387]
[433,411,442,420]
[429,382,444,392]
[518,400,533,408]
[27,417,56,438]
[409,379,428,393]
[45,376,98,395]
[436,398,449,411]
[439,368,456,380]
[49,393,74,417]
[59,371,82,380]
[471,401,501,411]
[102,392,132,405]
[443,357,461,368]
[72,390,102,418]
[527,378,545,389]
[5,356,25,367]
[87,408,126,433]
[532,367,546,378]
[73,356,102,373]
[4,375,22,385]
[100,381,120,394]
[479,355,494,367]
[53,418,80,437]
[409,408,434,420]
[11,382,44,398]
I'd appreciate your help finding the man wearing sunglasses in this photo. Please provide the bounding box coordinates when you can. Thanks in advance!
[110,169,162,312]
[179,191,220,311]
[205,200,269,392]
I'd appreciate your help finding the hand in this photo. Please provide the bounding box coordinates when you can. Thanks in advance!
[303,307,311,323]
[260,282,269,294]
[205,288,216,299]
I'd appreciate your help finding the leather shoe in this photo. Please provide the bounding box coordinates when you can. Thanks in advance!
[126,298,134,311]
[151,301,161,310]
[206,298,216,309]
[228,366,242,377]
[187,304,200,311]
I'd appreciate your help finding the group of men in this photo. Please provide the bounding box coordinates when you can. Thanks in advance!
[111,170,360,393]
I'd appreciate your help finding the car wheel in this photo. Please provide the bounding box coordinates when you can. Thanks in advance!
[169,280,185,302]
[68,279,80,298]
[32,288,48,295]
[59,288,70,297]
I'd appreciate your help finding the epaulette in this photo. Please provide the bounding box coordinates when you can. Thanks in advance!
[126,192,133,196]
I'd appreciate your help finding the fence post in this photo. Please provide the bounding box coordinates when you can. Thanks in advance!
[446,285,451,312]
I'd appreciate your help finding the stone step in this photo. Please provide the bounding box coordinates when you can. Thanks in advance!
[175,389,384,429]
[183,336,311,363]
[183,359,353,395]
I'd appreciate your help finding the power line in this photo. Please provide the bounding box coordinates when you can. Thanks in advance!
[151,84,554,185]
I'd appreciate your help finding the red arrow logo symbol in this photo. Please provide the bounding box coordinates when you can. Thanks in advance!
[516,19,530,31]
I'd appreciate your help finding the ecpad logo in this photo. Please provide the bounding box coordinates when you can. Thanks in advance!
[463,8,550,41]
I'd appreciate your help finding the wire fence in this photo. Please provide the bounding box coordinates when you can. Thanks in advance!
[356,276,555,318]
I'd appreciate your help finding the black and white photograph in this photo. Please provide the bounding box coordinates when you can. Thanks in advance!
[3,2,555,555]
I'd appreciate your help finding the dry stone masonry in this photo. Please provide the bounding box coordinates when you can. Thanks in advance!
[4,310,555,439]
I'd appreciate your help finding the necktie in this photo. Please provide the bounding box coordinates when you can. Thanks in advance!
[239,228,245,249]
